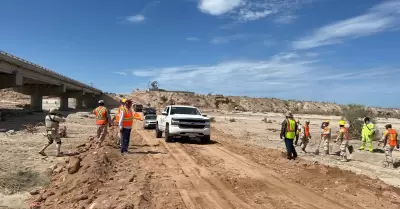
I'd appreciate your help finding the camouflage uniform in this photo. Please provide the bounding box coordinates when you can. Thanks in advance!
[300,122,311,152]
[39,108,66,156]
[321,124,331,155]
[379,127,399,169]
[335,127,349,162]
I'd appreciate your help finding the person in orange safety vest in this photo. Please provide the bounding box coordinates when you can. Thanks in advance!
[299,120,311,153]
[93,100,112,148]
[379,124,399,169]
[118,99,142,154]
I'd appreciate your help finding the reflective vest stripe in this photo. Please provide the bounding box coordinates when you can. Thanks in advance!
[388,129,397,147]
[94,107,107,125]
[121,107,133,127]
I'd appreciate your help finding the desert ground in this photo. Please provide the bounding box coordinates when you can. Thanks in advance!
[1,92,400,208]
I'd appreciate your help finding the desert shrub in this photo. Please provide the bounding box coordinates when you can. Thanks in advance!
[342,104,376,140]
[229,118,236,122]
[160,96,168,103]
[262,117,272,123]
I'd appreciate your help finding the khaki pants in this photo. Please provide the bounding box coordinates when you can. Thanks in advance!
[339,140,348,159]
[385,146,395,166]
[47,130,61,144]
[97,125,108,143]
[300,136,310,150]
[322,135,331,152]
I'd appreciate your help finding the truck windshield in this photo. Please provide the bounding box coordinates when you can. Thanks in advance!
[170,107,200,115]
[145,115,157,120]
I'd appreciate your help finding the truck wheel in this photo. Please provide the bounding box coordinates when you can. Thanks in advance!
[155,124,162,138]
[201,135,211,144]
[164,124,173,143]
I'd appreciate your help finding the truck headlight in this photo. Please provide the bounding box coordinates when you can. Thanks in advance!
[171,119,179,125]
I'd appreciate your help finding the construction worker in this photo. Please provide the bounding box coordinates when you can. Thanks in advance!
[39,108,66,157]
[334,120,349,162]
[280,111,298,160]
[320,120,331,155]
[118,99,142,154]
[295,119,301,146]
[300,120,311,153]
[360,117,375,152]
[93,100,112,148]
[113,98,126,145]
[379,124,399,168]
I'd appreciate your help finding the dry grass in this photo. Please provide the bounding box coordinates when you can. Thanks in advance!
[22,122,44,134]
[0,168,49,194]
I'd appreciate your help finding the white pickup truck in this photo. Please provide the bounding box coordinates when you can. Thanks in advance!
[155,105,211,143]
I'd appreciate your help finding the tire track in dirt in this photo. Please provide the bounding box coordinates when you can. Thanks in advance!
[136,124,400,209]
[136,127,250,209]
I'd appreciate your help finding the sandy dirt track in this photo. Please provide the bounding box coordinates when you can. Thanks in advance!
[30,117,400,209]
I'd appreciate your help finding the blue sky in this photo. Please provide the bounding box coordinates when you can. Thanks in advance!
[1,0,400,107]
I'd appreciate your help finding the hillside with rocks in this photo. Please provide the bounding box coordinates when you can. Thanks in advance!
[128,90,400,118]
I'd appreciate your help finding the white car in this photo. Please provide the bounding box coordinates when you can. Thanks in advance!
[155,105,211,143]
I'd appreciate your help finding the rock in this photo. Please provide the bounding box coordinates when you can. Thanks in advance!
[75,194,89,201]
[34,195,45,202]
[48,164,58,171]
[53,166,63,174]
[6,130,15,135]
[29,190,40,195]
[67,157,82,174]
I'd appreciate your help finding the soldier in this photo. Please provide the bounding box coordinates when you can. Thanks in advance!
[93,100,112,148]
[379,124,399,169]
[321,120,331,155]
[334,120,349,162]
[39,108,66,157]
[300,120,311,153]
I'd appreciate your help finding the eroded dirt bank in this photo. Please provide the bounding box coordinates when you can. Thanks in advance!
[31,124,400,209]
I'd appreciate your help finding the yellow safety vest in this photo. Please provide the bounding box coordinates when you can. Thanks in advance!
[285,119,296,139]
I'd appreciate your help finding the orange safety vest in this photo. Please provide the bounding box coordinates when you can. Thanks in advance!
[121,107,134,127]
[388,128,397,147]
[93,106,107,125]
[304,124,310,137]
[340,127,349,141]
[115,105,123,122]
[322,126,331,137]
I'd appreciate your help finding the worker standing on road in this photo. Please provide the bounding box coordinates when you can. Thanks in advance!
[39,108,66,157]
[320,120,331,155]
[379,124,399,169]
[360,117,375,152]
[295,120,301,146]
[300,120,311,153]
[280,111,298,160]
[118,99,142,154]
[93,100,112,148]
[334,120,349,162]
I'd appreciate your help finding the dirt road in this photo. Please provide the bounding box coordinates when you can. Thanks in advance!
[32,118,400,209]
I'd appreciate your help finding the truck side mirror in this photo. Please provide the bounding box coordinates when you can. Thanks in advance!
[162,111,168,116]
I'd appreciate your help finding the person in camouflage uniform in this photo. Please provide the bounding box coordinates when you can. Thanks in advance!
[39,108,66,157]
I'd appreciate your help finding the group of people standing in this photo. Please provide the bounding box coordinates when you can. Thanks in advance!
[280,112,399,168]
[38,98,142,157]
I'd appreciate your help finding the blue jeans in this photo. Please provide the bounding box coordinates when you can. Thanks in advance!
[121,128,131,153]
[284,138,297,159]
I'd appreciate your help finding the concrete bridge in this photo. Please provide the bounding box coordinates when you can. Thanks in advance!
[0,51,103,111]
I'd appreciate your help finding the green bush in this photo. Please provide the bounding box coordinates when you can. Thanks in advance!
[342,104,376,140]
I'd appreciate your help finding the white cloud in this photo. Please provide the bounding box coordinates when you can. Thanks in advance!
[293,0,400,50]
[197,0,313,22]
[186,37,200,41]
[198,0,243,16]
[129,52,398,101]
[274,15,297,24]
[126,14,145,23]
[114,71,128,75]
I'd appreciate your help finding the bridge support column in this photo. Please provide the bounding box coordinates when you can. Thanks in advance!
[59,95,69,111]
[30,92,43,111]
